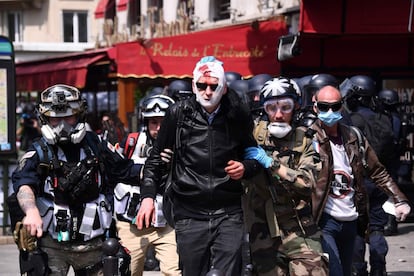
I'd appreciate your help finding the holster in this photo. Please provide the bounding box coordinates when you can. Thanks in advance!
[19,248,51,276]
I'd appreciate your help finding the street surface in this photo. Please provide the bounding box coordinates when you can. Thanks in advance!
[0,224,414,275]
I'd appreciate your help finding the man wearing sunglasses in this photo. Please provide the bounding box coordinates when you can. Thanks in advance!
[310,85,411,276]
[244,77,328,275]
[135,56,261,276]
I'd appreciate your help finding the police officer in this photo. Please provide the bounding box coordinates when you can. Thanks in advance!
[244,77,328,275]
[167,79,193,102]
[11,84,125,275]
[114,94,181,276]
[247,73,273,121]
[377,89,405,236]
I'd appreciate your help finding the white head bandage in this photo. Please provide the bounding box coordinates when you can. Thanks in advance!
[192,56,226,89]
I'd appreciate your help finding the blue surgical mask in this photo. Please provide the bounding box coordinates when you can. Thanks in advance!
[318,110,343,127]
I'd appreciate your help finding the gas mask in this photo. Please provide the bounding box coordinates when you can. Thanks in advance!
[41,119,86,145]
[267,122,292,138]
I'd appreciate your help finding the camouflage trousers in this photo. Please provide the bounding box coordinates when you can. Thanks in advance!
[244,190,328,275]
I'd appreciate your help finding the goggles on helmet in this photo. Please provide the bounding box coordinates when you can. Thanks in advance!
[263,98,295,116]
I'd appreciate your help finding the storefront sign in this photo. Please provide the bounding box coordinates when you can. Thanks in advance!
[115,19,288,78]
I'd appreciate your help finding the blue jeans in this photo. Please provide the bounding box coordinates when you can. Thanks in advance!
[174,213,244,276]
[319,213,358,276]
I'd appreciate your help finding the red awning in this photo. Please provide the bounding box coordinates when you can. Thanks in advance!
[117,0,128,11]
[16,48,111,91]
[95,0,109,19]
[299,0,414,34]
[115,19,288,79]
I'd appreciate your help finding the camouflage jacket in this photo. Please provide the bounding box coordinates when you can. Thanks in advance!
[247,120,321,236]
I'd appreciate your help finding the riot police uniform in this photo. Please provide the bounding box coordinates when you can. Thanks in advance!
[12,84,123,275]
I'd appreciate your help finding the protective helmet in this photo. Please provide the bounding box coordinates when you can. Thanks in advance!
[167,80,192,101]
[141,94,175,118]
[378,89,399,106]
[229,79,249,104]
[248,74,273,94]
[37,84,87,145]
[303,73,338,107]
[260,77,301,104]
[292,75,313,96]
[147,86,165,97]
[341,75,376,98]
[225,71,242,86]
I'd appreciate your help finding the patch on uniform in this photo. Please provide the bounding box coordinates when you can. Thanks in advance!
[17,151,36,171]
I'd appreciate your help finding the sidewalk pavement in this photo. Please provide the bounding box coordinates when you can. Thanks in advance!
[1,224,413,275]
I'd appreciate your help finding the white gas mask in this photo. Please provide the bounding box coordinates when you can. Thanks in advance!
[267,122,292,138]
[41,120,86,145]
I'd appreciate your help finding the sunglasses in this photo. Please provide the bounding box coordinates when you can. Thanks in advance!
[264,98,295,115]
[316,101,343,112]
[196,82,219,91]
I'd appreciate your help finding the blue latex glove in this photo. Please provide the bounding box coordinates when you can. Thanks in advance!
[244,146,273,169]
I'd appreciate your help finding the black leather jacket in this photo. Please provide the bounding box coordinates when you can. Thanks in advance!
[141,91,260,220]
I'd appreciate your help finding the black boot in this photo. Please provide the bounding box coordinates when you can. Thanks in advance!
[384,215,398,236]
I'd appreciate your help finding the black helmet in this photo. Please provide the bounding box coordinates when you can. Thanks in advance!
[341,75,376,110]
[303,74,339,107]
[225,71,242,86]
[260,77,300,104]
[167,80,192,101]
[229,79,249,104]
[292,75,313,95]
[341,75,376,98]
[378,89,399,106]
[248,74,273,94]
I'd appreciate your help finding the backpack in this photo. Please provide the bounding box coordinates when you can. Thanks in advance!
[350,112,395,164]
[123,132,140,159]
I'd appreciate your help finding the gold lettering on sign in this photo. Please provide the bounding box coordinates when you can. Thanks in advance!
[139,42,268,59]
[152,42,189,57]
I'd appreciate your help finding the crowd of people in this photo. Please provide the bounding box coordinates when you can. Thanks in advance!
[9,55,413,276]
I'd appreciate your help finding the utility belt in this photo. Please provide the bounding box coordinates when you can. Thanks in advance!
[114,183,167,227]
[36,194,112,242]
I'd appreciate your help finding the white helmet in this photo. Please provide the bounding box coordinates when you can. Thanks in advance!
[37,84,87,145]
[141,95,175,118]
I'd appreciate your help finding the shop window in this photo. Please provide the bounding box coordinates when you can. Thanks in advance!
[63,11,88,43]
[128,0,142,33]
[213,0,230,21]
[148,0,163,23]
[7,12,22,42]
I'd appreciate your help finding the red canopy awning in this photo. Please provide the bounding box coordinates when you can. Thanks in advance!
[117,0,128,11]
[280,0,414,77]
[115,19,288,79]
[299,0,414,34]
[95,0,109,19]
[16,48,112,91]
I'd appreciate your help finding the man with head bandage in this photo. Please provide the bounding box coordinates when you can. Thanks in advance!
[135,56,261,276]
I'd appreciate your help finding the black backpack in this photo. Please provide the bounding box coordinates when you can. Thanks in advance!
[350,112,396,164]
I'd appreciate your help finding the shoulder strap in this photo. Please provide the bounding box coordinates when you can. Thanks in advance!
[123,132,140,159]
[175,101,188,152]
[33,137,53,164]
[350,126,368,169]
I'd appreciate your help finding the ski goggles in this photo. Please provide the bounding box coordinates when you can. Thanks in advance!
[315,101,343,112]
[263,98,295,115]
[195,82,219,91]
